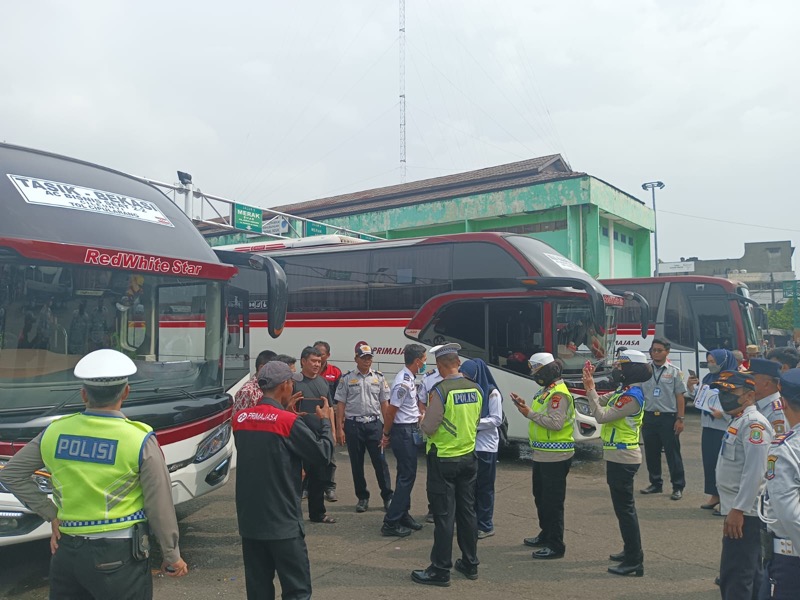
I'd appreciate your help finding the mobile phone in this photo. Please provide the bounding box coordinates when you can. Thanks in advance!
[584,360,592,370]
[688,369,697,378]
[299,399,324,413]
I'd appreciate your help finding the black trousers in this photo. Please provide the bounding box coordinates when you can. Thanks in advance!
[475,450,497,533]
[606,461,643,564]
[384,424,418,525]
[304,461,333,521]
[765,555,800,600]
[642,412,686,490]
[719,515,763,600]
[702,427,725,496]
[532,458,572,555]
[241,536,311,600]
[426,451,479,574]
[344,418,393,501]
[50,534,152,600]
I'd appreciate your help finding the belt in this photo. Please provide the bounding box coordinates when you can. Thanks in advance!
[647,411,676,417]
[346,415,380,423]
[774,538,799,557]
[393,422,416,428]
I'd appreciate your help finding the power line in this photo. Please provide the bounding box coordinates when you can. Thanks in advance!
[660,209,800,233]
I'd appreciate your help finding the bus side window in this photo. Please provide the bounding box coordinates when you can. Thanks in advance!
[487,301,544,368]
[420,301,488,361]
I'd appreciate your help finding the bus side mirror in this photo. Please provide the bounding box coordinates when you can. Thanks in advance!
[609,289,651,339]
[260,256,288,339]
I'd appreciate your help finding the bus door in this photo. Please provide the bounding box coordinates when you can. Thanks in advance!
[224,284,250,392]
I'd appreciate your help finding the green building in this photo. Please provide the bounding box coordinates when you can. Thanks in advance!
[214,154,654,279]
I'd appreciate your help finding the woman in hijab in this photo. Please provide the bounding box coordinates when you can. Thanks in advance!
[459,359,503,539]
[687,348,737,511]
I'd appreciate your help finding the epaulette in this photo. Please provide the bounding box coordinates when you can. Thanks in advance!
[403,373,412,381]
[772,430,796,446]
[772,399,785,412]
[374,370,383,376]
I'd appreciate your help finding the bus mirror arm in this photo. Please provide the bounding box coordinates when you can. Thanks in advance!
[519,277,607,334]
[608,289,651,339]
[214,250,289,339]
[731,294,768,330]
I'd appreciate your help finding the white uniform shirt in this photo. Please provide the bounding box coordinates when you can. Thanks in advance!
[390,366,420,424]
[475,389,503,453]
[764,423,800,547]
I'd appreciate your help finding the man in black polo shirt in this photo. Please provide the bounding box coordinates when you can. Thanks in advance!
[233,361,334,600]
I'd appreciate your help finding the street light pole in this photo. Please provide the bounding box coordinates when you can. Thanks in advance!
[642,181,665,276]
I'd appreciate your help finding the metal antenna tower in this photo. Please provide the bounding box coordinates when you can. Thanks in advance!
[399,0,407,182]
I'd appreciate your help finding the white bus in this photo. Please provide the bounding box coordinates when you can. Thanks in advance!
[214,233,649,445]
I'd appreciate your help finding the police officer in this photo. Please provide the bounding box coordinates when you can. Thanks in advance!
[380,343,427,537]
[511,353,575,560]
[711,370,773,600]
[582,349,652,577]
[0,349,188,599]
[759,368,800,599]
[751,358,788,435]
[413,343,481,586]
[640,338,687,500]
[334,342,394,513]
[418,346,445,524]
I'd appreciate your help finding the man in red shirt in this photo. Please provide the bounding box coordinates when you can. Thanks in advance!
[314,341,341,502]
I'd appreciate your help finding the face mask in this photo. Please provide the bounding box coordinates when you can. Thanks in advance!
[717,390,744,413]
[708,364,721,374]
[610,368,624,385]
[419,362,428,374]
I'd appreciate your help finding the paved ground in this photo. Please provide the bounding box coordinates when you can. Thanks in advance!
[1,411,725,599]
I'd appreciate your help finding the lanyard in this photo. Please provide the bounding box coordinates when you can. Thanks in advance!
[652,364,667,386]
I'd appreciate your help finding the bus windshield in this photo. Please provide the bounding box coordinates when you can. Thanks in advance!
[0,263,224,413]
[555,302,616,371]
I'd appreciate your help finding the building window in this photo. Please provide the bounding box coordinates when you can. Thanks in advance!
[620,234,627,243]
[628,236,634,246]
[602,227,609,237]
[613,231,619,241]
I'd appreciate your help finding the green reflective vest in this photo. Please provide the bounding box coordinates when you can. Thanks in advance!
[528,380,575,451]
[600,387,645,451]
[426,377,483,458]
[40,412,152,535]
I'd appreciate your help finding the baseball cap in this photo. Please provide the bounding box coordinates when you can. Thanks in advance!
[355,342,374,357]
[711,370,756,391]
[749,358,781,379]
[257,361,294,388]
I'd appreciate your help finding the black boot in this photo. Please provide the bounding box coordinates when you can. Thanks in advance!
[608,561,644,577]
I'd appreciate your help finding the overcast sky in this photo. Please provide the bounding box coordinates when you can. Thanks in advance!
[2,0,798,267]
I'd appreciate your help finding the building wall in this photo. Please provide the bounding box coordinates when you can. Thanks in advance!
[208,175,654,279]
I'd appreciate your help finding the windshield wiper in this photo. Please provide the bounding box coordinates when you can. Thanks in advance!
[35,379,155,418]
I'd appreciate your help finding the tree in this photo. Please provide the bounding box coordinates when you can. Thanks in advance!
[768,299,795,330]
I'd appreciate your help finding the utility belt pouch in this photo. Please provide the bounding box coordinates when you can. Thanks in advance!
[411,425,425,447]
[132,522,151,561]
[760,528,774,566]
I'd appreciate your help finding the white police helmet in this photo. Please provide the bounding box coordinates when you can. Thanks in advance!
[528,352,555,374]
[74,349,137,387]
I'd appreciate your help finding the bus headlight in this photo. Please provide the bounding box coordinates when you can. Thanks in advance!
[194,423,232,463]
[0,460,52,494]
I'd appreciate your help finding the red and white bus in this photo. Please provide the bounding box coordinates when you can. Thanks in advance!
[215,233,649,444]
[601,275,764,381]
[0,143,287,546]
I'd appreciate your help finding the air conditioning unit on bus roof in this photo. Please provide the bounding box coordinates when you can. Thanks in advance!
[229,234,368,253]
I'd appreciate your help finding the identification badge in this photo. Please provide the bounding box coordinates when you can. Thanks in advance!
[653,387,661,397]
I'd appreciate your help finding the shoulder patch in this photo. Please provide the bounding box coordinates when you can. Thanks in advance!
[748,425,765,444]
[396,386,408,400]
[772,399,785,412]
[550,394,563,410]
[772,420,786,435]
[766,455,777,480]
[772,430,796,445]
[613,395,633,409]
